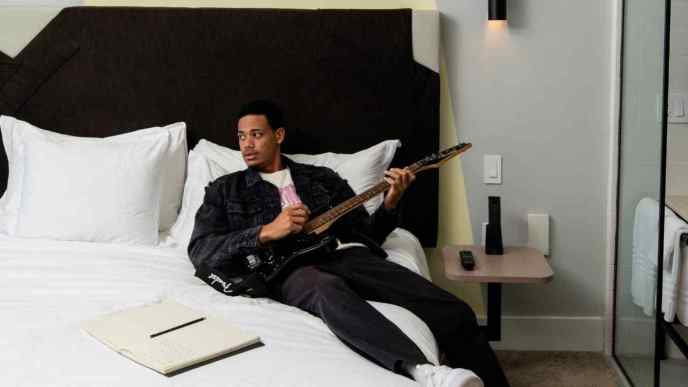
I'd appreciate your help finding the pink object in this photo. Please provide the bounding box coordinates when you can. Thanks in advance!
[279,184,302,208]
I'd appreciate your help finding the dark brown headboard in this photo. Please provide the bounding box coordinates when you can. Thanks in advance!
[0,6,440,246]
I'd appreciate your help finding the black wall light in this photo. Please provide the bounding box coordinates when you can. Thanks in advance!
[488,0,507,21]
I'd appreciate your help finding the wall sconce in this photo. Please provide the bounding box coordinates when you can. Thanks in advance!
[488,0,507,21]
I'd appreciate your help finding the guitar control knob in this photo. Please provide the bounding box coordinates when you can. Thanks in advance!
[245,254,262,270]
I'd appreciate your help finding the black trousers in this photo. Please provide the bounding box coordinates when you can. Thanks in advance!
[269,247,510,387]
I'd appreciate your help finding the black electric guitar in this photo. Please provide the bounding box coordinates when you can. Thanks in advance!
[196,143,472,297]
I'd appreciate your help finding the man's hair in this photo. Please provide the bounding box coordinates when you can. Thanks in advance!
[237,99,285,130]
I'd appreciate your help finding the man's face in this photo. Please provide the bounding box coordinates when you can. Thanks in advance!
[237,114,284,170]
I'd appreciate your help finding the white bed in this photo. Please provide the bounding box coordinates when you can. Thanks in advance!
[0,228,441,387]
[0,7,470,385]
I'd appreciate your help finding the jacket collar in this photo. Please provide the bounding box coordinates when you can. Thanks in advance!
[244,155,308,187]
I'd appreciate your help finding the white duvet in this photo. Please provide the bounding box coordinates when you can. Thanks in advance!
[0,229,465,387]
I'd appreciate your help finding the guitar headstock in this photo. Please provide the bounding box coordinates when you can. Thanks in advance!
[414,143,472,173]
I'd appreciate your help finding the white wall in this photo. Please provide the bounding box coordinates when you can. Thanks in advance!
[0,7,68,58]
[437,0,616,349]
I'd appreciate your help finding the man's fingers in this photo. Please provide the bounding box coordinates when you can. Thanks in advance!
[278,203,310,235]
[384,168,417,193]
[386,170,407,183]
[290,214,307,224]
[295,204,310,214]
[385,170,401,179]
[290,208,308,217]
[292,217,307,225]
[385,172,402,186]
[386,169,415,183]
[395,169,416,184]
[285,204,309,212]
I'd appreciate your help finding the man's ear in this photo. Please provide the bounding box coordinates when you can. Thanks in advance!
[275,127,285,144]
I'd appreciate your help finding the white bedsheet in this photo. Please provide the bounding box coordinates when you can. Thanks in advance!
[0,228,469,387]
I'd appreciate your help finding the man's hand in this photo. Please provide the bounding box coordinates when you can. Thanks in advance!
[258,204,310,244]
[383,168,416,210]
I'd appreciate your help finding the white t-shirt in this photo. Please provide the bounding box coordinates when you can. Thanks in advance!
[259,167,364,251]
[259,168,302,209]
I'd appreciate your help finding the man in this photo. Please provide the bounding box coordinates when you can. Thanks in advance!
[188,100,510,387]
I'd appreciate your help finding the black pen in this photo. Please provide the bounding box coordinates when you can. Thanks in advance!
[150,317,206,338]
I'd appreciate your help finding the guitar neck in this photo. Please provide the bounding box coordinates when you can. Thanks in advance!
[303,162,422,234]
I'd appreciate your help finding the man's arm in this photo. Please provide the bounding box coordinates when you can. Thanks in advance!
[188,178,312,271]
[187,180,263,271]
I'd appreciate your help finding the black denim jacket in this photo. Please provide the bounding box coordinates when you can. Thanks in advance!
[187,156,400,273]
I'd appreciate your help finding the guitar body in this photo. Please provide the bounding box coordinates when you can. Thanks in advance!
[195,233,337,298]
[261,233,338,281]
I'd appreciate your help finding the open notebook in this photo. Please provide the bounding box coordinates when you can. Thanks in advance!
[81,299,261,375]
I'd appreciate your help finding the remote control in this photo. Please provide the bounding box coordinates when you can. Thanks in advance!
[459,250,475,271]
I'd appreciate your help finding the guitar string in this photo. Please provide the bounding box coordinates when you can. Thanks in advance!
[303,144,465,233]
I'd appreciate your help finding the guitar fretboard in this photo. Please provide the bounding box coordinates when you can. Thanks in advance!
[303,162,422,234]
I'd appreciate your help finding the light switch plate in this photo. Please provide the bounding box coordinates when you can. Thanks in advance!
[484,154,502,184]
[668,93,688,123]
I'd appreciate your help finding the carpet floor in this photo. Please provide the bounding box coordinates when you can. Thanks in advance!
[496,351,620,387]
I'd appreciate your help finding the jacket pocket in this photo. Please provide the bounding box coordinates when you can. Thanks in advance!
[226,200,263,228]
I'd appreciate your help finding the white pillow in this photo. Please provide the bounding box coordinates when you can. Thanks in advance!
[0,116,187,233]
[168,150,229,249]
[193,138,401,214]
[16,129,169,245]
[191,139,246,173]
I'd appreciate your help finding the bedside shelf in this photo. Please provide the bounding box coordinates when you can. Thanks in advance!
[441,245,554,341]
[442,245,553,284]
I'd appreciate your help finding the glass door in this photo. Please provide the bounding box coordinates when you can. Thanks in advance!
[613,0,668,386]
[660,0,688,383]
